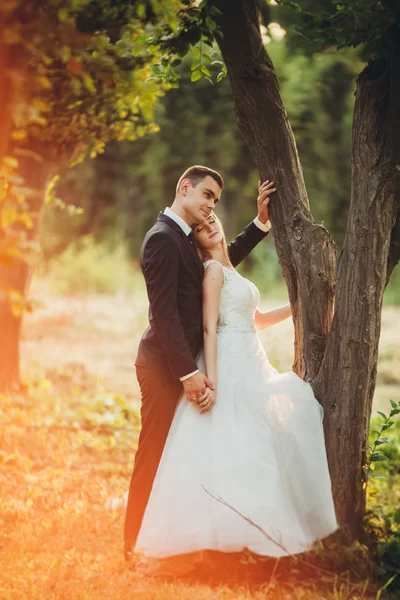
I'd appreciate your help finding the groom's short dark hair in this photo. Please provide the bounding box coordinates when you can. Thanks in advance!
[176,165,224,194]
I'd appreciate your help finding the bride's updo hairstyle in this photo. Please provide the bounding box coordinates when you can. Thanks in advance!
[193,213,233,268]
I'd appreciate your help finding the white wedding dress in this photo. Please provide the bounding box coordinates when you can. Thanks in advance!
[136,261,337,558]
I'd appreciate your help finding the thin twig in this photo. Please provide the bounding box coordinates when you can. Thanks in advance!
[202,485,293,557]
[202,486,368,588]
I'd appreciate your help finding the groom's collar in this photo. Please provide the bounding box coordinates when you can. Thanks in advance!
[163,207,192,236]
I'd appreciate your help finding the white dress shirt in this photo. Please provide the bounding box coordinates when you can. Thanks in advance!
[163,207,271,381]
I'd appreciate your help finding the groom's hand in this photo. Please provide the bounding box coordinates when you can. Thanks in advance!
[182,371,215,403]
[257,180,276,224]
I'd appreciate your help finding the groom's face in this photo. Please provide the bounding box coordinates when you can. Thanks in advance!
[181,176,222,226]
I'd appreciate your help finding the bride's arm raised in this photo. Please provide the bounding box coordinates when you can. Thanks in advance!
[202,263,224,390]
[254,303,292,330]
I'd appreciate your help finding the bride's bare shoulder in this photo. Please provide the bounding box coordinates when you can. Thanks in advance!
[203,261,224,285]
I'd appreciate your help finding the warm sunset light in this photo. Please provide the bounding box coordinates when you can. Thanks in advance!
[1,1,399,599]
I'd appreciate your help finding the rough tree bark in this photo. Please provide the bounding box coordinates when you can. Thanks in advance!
[313,55,400,537]
[215,0,337,382]
[215,0,400,539]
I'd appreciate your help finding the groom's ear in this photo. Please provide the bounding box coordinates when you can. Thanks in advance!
[180,178,191,195]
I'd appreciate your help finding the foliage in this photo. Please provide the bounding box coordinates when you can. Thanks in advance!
[41,37,361,266]
[39,235,140,295]
[277,0,400,59]
[363,399,400,486]
[1,0,176,149]
[0,0,177,310]
[362,402,400,594]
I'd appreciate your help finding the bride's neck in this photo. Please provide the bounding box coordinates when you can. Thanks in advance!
[206,247,227,265]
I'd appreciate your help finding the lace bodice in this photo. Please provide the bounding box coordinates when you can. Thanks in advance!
[203,260,260,333]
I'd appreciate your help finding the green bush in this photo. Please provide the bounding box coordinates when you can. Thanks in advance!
[39,235,140,295]
[364,403,400,594]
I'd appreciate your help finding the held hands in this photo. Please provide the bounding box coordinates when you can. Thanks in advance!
[182,371,216,414]
[197,386,216,414]
[257,180,276,225]
[182,371,215,404]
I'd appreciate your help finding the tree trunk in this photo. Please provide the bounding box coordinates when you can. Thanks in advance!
[0,23,12,169]
[215,0,400,540]
[0,151,54,391]
[214,0,336,379]
[313,56,400,539]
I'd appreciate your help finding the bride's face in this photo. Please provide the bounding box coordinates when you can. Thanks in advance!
[192,214,223,250]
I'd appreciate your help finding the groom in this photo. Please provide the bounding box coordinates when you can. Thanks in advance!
[124,165,273,560]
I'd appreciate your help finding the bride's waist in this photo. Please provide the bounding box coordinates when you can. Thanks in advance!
[217,325,255,334]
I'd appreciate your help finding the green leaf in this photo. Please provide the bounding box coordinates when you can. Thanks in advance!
[382,421,395,430]
[205,16,217,31]
[362,466,374,477]
[216,71,225,82]
[200,65,211,77]
[210,6,223,16]
[389,399,397,409]
[370,451,388,462]
[375,438,389,446]
[390,408,400,416]
[191,70,202,82]
[60,45,71,63]
[135,33,148,44]
[377,411,387,420]
[137,3,146,19]
[82,73,96,94]
[58,7,70,22]
[376,574,398,600]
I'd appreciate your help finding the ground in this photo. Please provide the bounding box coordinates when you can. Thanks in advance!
[0,278,399,599]
[20,279,400,410]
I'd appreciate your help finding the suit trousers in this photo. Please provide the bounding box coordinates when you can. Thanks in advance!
[124,366,183,549]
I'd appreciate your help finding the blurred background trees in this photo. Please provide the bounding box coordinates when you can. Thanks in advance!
[43,12,360,259]
[2,0,399,406]
[0,0,172,389]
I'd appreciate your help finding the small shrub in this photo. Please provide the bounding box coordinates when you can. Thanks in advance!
[38,235,140,295]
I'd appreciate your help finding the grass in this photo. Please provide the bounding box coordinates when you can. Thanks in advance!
[1,256,398,599]
[1,365,399,600]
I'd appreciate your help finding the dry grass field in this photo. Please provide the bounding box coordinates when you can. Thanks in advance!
[0,276,399,599]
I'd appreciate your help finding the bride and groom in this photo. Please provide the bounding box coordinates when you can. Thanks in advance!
[124,165,337,566]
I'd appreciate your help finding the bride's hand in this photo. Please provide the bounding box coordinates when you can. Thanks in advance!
[197,387,216,414]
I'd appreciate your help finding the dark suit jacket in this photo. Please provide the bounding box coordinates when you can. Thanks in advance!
[135,212,269,380]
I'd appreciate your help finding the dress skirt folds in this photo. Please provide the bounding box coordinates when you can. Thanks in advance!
[136,263,337,558]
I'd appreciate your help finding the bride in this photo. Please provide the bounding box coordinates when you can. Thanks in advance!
[135,212,337,560]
